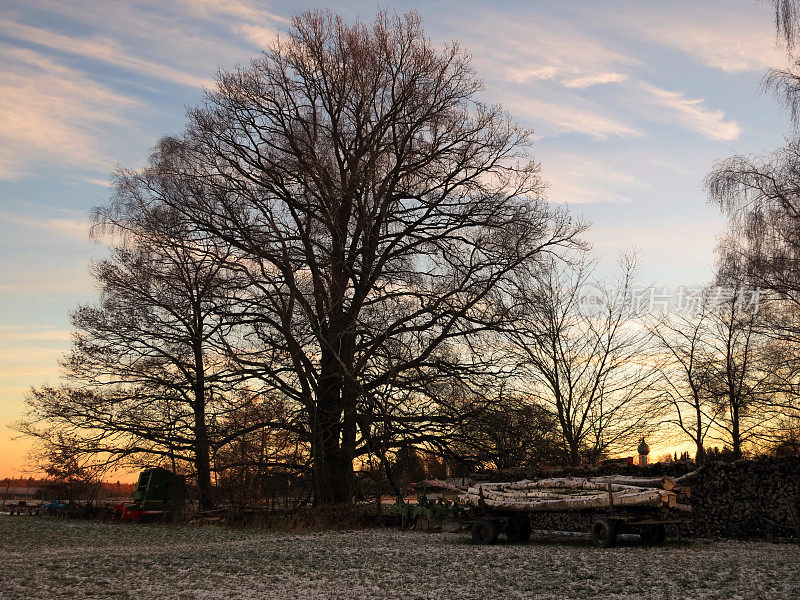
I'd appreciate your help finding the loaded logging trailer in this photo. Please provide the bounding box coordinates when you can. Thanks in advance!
[439,474,693,548]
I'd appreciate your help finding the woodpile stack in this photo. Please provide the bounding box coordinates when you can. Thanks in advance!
[681,457,800,540]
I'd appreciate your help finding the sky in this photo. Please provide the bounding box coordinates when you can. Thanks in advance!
[0,0,793,477]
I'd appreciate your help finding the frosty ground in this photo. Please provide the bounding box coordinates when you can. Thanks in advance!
[1,515,798,600]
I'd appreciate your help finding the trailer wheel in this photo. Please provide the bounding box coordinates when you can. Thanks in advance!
[506,514,531,543]
[472,518,500,545]
[591,517,617,548]
[640,524,666,545]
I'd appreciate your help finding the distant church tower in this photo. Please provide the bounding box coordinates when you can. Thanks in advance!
[638,438,650,466]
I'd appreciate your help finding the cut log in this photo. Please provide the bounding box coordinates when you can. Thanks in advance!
[460,477,671,512]
[592,475,669,488]
[674,469,702,486]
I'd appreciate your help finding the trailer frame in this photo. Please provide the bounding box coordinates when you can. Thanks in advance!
[466,505,687,547]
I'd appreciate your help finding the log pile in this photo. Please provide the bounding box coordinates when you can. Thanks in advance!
[452,457,800,540]
[682,456,800,540]
[459,475,690,512]
[469,461,695,482]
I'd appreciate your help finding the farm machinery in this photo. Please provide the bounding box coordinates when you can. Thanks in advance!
[387,481,466,530]
[388,494,462,530]
[112,467,187,522]
[41,498,68,515]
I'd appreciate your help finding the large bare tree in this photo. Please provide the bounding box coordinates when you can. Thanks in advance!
[703,1,800,456]
[150,10,580,503]
[704,284,779,459]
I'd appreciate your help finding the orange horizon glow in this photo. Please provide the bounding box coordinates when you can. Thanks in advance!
[0,440,700,486]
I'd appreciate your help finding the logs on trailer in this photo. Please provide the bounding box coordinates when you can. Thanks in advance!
[459,476,690,512]
[458,476,687,548]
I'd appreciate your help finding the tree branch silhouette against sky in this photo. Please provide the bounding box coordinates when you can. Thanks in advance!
[0,0,792,476]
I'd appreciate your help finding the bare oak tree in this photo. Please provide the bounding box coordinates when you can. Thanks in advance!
[153,10,581,502]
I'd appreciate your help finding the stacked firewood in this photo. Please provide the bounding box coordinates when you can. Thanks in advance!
[681,457,800,540]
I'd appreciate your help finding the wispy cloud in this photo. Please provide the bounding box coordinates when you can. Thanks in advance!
[0,46,141,178]
[563,72,627,88]
[620,5,785,73]
[236,23,279,49]
[0,211,89,240]
[464,11,636,88]
[177,0,288,25]
[0,155,22,179]
[441,8,643,141]
[82,177,113,188]
[0,262,93,295]
[0,20,212,88]
[638,82,741,141]
[27,0,287,65]
[543,155,650,204]
[503,65,558,84]
[0,363,62,381]
[0,0,296,181]
[504,94,641,140]
[0,325,71,343]
[586,219,723,267]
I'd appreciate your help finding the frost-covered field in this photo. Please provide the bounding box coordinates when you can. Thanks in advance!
[1,515,799,600]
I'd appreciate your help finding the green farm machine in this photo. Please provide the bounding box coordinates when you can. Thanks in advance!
[388,480,464,530]
[112,467,187,522]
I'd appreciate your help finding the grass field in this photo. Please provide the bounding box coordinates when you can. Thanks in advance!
[1,515,799,599]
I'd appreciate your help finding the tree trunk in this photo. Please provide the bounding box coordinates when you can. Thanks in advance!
[695,443,706,465]
[567,438,581,467]
[695,404,705,465]
[193,338,214,510]
[732,402,742,460]
[312,347,354,505]
[194,419,214,510]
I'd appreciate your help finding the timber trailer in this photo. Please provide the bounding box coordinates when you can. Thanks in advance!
[436,474,693,548]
